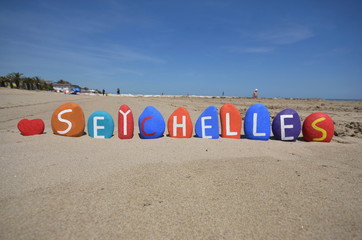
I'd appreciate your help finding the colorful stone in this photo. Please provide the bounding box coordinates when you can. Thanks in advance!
[138,106,165,139]
[118,104,134,139]
[220,104,241,139]
[17,119,45,136]
[87,111,114,139]
[167,107,193,138]
[195,106,219,139]
[51,102,85,137]
[272,108,301,141]
[244,104,270,140]
[302,112,334,142]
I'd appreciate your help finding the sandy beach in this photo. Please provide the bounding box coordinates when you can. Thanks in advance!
[1,88,361,239]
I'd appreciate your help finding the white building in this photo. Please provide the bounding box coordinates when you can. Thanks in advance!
[53,83,72,93]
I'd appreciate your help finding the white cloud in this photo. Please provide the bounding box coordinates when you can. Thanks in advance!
[224,46,274,54]
[82,45,166,64]
[0,1,165,65]
[225,23,314,55]
[314,47,351,58]
[247,24,314,45]
[204,1,229,7]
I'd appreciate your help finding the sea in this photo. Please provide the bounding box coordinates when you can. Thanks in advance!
[326,99,362,101]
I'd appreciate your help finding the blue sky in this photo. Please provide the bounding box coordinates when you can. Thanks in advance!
[0,0,361,98]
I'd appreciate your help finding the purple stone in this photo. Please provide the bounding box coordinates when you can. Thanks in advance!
[272,108,301,141]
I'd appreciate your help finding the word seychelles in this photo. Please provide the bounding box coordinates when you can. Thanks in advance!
[17,102,335,142]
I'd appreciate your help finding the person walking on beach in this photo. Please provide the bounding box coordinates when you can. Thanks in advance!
[253,89,258,99]
[102,89,105,96]
[117,88,120,95]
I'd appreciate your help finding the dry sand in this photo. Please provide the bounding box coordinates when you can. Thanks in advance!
[1,88,361,239]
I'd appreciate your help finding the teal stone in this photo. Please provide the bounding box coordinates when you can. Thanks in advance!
[87,111,114,138]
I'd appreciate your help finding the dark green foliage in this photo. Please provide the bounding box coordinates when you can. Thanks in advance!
[0,73,54,91]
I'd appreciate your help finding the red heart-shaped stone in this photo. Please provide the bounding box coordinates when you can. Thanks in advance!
[17,119,45,136]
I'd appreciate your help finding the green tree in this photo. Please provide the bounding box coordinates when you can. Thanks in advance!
[6,72,23,88]
[23,77,32,90]
[57,79,70,84]
[7,72,24,89]
[0,76,6,87]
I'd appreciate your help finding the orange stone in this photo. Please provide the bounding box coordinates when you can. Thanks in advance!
[167,107,193,138]
[51,102,85,137]
[220,104,242,139]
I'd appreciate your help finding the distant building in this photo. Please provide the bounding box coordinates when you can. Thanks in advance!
[81,89,99,95]
[53,83,72,93]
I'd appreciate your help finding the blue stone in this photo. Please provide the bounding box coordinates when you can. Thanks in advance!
[138,106,165,139]
[244,104,270,140]
[272,108,301,141]
[195,106,219,139]
[87,111,114,139]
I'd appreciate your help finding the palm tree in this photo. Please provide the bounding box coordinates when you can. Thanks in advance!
[6,72,23,88]
[33,76,41,90]
[28,77,35,90]
[0,76,5,87]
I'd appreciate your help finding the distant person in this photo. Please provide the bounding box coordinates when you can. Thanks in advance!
[253,89,258,99]
[102,89,105,96]
[117,88,120,95]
